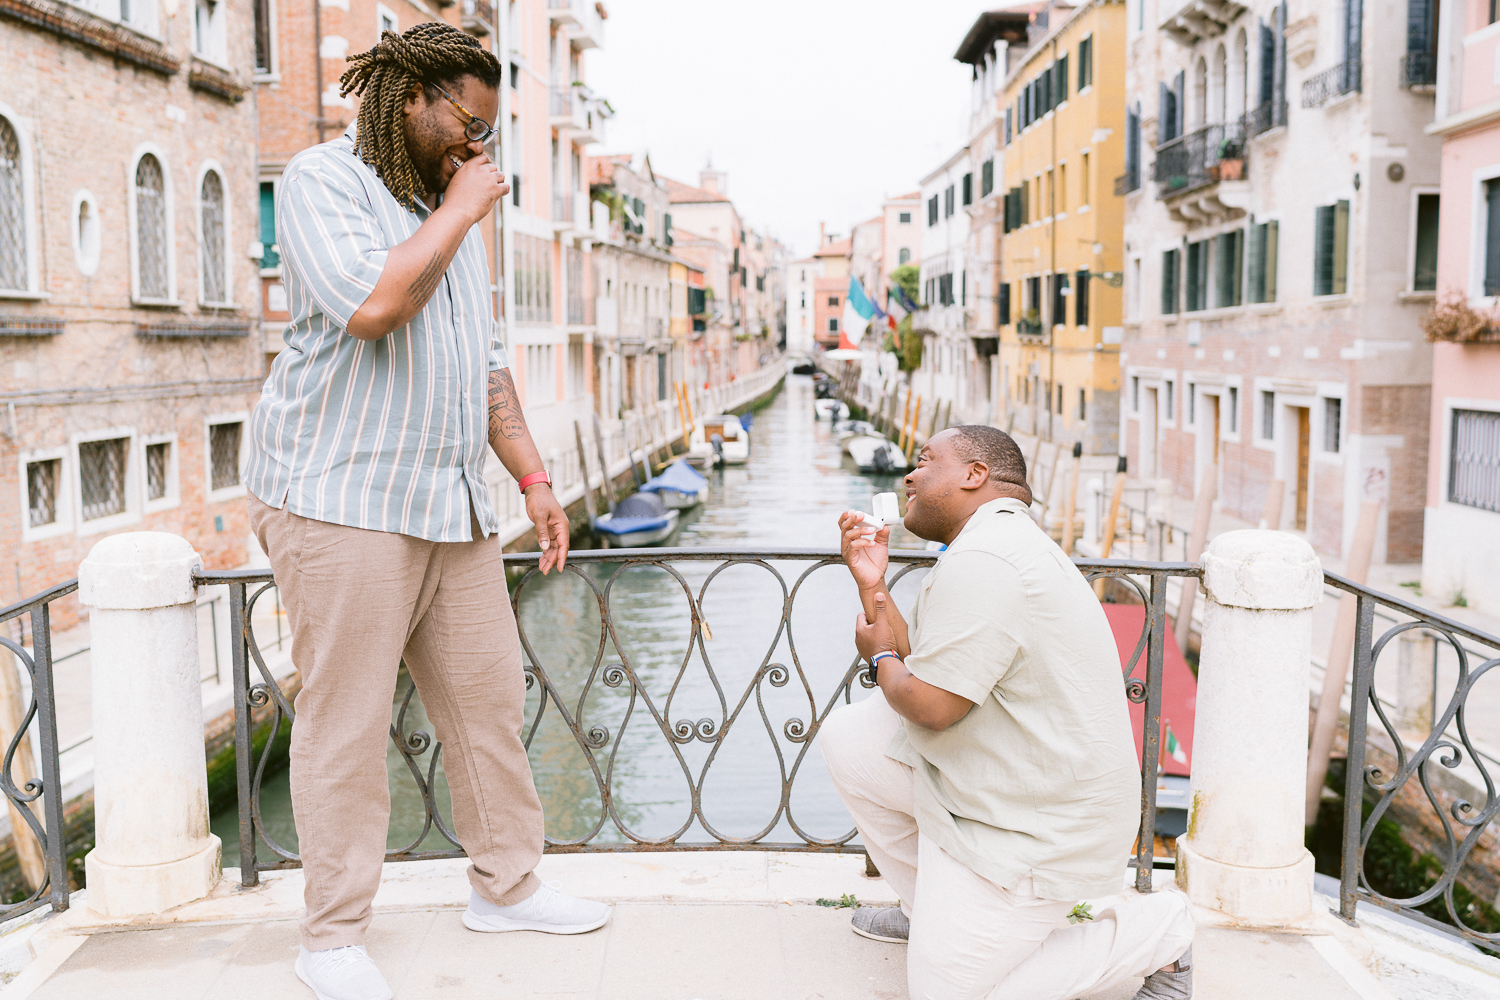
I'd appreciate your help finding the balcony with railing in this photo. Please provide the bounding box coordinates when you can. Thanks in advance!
[460,0,491,35]
[1301,59,1361,108]
[547,0,603,48]
[1400,50,1436,90]
[1114,166,1140,196]
[1152,114,1253,223]
[550,85,606,144]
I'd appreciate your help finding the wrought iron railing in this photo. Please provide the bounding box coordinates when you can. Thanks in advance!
[1400,51,1436,89]
[1334,574,1500,947]
[0,581,73,919]
[1243,99,1288,137]
[1114,168,1140,196]
[200,552,1200,896]
[1302,60,1362,108]
[1152,117,1250,199]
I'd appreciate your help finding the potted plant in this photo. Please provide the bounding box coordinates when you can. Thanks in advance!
[1216,138,1244,181]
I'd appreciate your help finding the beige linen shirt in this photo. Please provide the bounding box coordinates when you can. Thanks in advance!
[886,497,1140,900]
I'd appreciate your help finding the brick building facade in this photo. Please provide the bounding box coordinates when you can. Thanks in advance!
[1,0,264,613]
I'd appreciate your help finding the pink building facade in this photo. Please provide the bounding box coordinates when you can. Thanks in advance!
[1421,0,1500,611]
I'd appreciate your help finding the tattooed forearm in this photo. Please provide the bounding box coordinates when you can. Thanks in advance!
[488,368,527,442]
[406,252,444,305]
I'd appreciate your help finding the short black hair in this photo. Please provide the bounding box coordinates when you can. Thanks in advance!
[948,425,1028,489]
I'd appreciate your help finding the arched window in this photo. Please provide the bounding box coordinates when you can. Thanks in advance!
[898,248,910,266]
[1232,28,1249,118]
[1192,57,1209,130]
[200,169,227,303]
[1212,44,1228,124]
[135,154,169,299]
[0,115,26,292]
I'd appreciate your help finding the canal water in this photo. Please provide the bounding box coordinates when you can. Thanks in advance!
[210,375,931,859]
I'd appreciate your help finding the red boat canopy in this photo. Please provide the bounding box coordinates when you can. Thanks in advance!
[1102,604,1196,777]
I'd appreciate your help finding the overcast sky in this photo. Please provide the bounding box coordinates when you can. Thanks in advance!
[587,1,1015,259]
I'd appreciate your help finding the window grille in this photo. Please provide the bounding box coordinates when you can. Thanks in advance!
[146,442,170,500]
[136,155,169,299]
[80,438,128,521]
[0,117,25,291]
[1449,409,1500,513]
[201,171,227,303]
[211,422,242,491]
[26,459,58,527]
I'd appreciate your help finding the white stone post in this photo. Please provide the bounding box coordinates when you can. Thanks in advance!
[1176,529,1322,925]
[79,533,221,917]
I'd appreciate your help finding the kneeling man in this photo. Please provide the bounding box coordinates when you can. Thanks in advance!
[821,426,1195,1000]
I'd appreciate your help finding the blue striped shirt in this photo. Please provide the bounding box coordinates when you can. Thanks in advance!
[246,126,506,542]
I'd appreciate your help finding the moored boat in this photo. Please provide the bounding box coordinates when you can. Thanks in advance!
[593,492,681,547]
[847,434,908,472]
[687,414,750,466]
[814,399,848,421]
[641,458,709,509]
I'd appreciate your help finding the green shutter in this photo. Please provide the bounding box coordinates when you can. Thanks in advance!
[1314,205,1334,295]
[1333,199,1349,295]
[1247,223,1264,303]
[259,182,279,269]
[1265,220,1278,301]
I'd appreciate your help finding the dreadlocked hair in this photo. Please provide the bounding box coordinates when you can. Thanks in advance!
[339,22,503,211]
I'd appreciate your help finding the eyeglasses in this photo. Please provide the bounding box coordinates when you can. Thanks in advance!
[433,85,498,145]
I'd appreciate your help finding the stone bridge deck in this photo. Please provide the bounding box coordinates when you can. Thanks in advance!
[4,853,1494,1000]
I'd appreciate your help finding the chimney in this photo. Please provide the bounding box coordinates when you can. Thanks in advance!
[700,168,725,194]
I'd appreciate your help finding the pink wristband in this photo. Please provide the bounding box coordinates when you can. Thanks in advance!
[517,470,551,494]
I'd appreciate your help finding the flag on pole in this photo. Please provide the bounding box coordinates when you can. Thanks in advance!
[840,276,877,350]
[1163,720,1188,764]
[890,282,920,317]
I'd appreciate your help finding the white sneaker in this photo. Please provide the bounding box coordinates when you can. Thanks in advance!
[294,945,392,1000]
[462,882,612,934]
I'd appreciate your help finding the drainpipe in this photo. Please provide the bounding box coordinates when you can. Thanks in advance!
[313,0,326,143]
[1047,35,1057,444]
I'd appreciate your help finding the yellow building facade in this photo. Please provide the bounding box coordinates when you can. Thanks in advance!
[997,0,1125,455]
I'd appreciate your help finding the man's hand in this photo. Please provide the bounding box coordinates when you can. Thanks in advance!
[444,154,510,228]
[854,592,899,661]
[838,510,890,594]
[525,484,569,574]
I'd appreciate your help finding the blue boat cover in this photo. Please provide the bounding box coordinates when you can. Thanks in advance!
[595,514,673,535]
[738,411,754,431]
[640,458,708,496]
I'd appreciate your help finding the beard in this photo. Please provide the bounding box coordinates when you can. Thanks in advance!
[404,112,451,196]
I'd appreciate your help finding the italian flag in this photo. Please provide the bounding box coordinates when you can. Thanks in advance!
[1164,721,1188,764]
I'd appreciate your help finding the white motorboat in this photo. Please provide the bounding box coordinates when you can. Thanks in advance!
[687,414,750,466]
[594,493,681,547]
[814,399,849,421]
[836,421,880,454]
[847,435,909,473]
[641,458,709,509]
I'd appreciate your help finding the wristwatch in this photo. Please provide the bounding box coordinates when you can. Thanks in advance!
[517,470,551,494]
[869,650,899,680]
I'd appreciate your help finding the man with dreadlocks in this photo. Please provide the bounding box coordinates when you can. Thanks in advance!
[244,22,609,1000]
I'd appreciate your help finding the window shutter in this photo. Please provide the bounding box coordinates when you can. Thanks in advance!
[1265,220,1279,301]
[998,282,1011,325]
[1274,3,1288,123]
[1407,0,1433,57]
[1314,205,1335,295]
[1486,182,1500,295]
[1247,222,1265,303]
[1075,269,1090,326]
[1259,21,1275,108]
[1162,249,1179,315]
[1058,54,1069,103]
[1173,70,1186,137]
[1333,199,1350,295]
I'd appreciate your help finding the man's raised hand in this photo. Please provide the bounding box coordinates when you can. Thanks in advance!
[446,154,510,227]
[837,510,890,594]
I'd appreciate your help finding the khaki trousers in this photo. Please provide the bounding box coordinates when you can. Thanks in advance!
[249,496,544,950]
[819,692,1195,1000]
